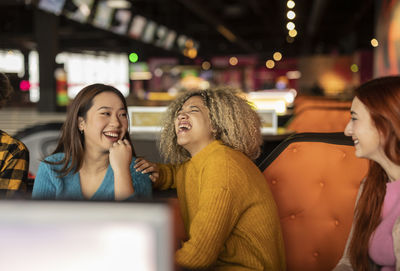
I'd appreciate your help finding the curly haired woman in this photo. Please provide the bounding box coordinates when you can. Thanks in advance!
[334,76,400,271]
[135,88,285,270]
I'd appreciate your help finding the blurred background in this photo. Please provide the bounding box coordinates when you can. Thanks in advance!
[0,0,399,167]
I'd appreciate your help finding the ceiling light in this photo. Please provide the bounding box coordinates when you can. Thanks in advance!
[229,57,238,66]
[273,52,282,61]
[266,60,275,69]
[287,10,296,20]
[288,29,297,37]
[287,0,295,9]
[286,22,295,31]
[371,38,379,47]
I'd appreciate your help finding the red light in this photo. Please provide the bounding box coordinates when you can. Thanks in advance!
[20,80,30,91]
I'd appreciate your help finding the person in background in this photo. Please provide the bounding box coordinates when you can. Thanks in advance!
[334,76,400,271]
[135,88,286,270]
[0,72,29,198]
[32,84,151,201]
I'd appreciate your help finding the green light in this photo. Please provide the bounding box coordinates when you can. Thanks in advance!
[350,64,359,73]
[129,53,139,63]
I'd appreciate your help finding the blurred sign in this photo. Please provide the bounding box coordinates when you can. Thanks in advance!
[36,0,199,56]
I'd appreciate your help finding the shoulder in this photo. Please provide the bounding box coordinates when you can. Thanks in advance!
[44,153,65,163]
[0,130,29,156]
[203,143,252,168]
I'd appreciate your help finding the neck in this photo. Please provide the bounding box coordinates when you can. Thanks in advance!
[81,150,109,173]
[377,155,400,182]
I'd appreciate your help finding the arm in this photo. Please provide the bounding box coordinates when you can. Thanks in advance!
[32,161,56,200]
[175,158,240,269]
[126,158,152,199]
[0,147,29,198]
[109,139,134,200]
[134,158,178,190]
[333,180,366,271]
[176,187,238,268]
[393,217,400,271]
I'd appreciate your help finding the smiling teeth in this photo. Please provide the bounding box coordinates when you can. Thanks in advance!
[179,123,191,129]
[104,132,118,138]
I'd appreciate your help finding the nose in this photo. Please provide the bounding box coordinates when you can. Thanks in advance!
[344,121,352,136]
[177,111,188,120]
[110,114,122,127]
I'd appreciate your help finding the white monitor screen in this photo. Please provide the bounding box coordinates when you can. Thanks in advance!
[0,201,173,271]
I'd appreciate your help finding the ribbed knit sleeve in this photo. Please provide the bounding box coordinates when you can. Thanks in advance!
[154,163,178,190]
[176,186,237,268]
[32,161,57,200]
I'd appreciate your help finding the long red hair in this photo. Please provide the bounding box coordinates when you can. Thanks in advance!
[349,76,400,270]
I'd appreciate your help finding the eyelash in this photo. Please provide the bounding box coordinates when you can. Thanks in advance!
[101,112,127,117]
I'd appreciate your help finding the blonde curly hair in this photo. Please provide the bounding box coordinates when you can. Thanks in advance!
[159,87,262,164]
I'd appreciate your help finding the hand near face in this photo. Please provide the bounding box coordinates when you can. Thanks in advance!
[134,157,159,183]
[109,139,132,172]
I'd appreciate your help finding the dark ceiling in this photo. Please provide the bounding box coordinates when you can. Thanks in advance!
[0,0,375,61]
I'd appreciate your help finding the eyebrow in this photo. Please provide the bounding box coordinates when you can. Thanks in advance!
[178,105,202,112]
[97,106,126,111]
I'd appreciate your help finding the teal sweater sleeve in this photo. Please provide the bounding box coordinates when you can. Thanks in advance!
[32,153,152,200]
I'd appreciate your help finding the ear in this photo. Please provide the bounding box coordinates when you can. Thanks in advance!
[78,116,85,132]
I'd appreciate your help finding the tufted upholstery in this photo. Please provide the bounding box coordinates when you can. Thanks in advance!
[287,107,351,133]
[293,96,351,114]
[258,133,369,271]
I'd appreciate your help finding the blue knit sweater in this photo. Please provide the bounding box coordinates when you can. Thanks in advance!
[32,153,152,200]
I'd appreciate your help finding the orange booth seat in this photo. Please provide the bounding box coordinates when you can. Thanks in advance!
[293,96,351,114]
[258,133,368,271]
[287,107,351,133]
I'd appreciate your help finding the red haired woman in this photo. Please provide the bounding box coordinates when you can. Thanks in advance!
[334,76,400,270]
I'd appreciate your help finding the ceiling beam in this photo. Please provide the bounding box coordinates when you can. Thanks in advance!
[175,0,257,55]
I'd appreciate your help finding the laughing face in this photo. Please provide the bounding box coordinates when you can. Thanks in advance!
[79,91,128,154]
[174,96,215,157]
[345,97,383,162]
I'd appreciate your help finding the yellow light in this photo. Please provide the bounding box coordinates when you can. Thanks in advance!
[350,64,359,73]
[229,57,238,66]
[288,29,297,37]
[287,10,296,20]
[202,61,211,70]
[273,52,282,61]
[371,38,379,47]
[286,36,295,43]
[188,48,197,59]
[185,39,194,48]
[266,60,275,69]
[286,22,295,31]
[287,0,295,9]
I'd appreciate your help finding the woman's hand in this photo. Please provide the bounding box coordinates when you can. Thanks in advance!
[110,139,134,200]
[109,139,132,173]
[134,157,159,183]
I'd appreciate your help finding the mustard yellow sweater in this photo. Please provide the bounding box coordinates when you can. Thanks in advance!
[155,140,286,270]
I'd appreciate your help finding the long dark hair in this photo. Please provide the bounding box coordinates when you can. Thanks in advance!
[349,76,400,270]
[47,83,135,177]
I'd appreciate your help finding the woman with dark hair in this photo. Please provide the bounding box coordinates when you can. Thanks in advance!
[334,76,400,270]
[32,84,151,200]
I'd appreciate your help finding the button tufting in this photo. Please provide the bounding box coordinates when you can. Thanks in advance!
[292,148,297,153]
[335,220,340,226]
[290,214,296,220]
[271,179,277,185]
[342,153,347,158]
[319,182,325,187]
[313,252,319,257]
